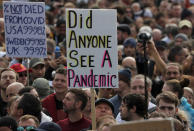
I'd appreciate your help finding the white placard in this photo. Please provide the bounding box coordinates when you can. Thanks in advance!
[66,9,118,88]
[3,1,47,58]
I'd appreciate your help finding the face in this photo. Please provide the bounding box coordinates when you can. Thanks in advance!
[63,92,77,113]
[179,27,192,37]
[115,80,129,97]
[165,65,181,81]
[8,97,21,119]
[157,99,177,117]
[120,101,131,121]
[6,86,18,101]
[123,46,136,57]
[183,90,194,106]
[95,103,113,119]
[117,30,124,44]
[18,118,37,131]
[31,64,45,79]
[0,71,17,91]
[130,78,145,95]
[18,72,27,86]
[52,73,67,94]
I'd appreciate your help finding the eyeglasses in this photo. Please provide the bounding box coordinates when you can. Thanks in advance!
[17,126,35,131]
[18,73,27,77]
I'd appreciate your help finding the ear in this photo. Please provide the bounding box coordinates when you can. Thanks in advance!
[17,108,23,116]
[130,106,136,113]
[175,107,178,113]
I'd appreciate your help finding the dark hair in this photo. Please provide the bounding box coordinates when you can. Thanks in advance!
[18,86,34,96]
[165,79,189,99]
[17,93,42,122]
[0,116,18,131]
[122,94,147,117]
[68,89,88,111]
[156,91,179,107]
[168,46,183,62]
[54,68,67,78]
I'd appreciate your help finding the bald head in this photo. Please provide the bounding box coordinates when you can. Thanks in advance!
[122,57,137,76]
[6,82,24,101]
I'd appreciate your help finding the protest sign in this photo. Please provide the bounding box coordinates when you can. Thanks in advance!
[110,119,174,131]
[66,9,118,88]
[3,1,46,58]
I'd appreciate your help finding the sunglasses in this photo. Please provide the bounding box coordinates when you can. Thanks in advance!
[17,126,35,131]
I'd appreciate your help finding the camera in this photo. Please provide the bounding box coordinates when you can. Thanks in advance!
[137,31,152,43]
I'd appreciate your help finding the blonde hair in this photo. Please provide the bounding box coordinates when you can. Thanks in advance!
[18,115,39,127]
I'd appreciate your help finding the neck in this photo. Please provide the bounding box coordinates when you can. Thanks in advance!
[1,90,7,102]
[68,111,83,123]
[55,92,66,101]
[131,114,144,121]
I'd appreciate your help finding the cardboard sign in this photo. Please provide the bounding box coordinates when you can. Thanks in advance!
[111,119,174,131]
[66,9,118,88]
[3,1,47,58]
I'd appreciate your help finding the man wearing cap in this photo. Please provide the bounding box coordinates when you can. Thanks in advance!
[57,89,91,131]
[178,19,192,38]
[32,78,51,100]
[42,68,67,122]
[122,38,137,58]
[29,58,46,85]
[109,68,131,116]
[10,63,28,86]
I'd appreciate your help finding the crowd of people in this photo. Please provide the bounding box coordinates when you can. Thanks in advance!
[0,0,194,131]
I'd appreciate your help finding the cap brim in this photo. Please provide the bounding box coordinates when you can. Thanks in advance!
[32,62,45,68]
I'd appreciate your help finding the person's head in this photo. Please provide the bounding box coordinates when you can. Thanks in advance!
[168,46,187,64]
[183,87,194,107]
[174,33,189,46]
[29,58,45,80]
[130,74,152,96]
[122,57,136,77]
[171,3,182,18]
[6,82,24,101]
[33,122,62,131]
[63,89,88,113]
[96,115,116,131]
[162,79,189,99]
[120,94,147,121]
[10,63,27,86]
[156,91,179,117]
[123,38,137,57]
[18,115,39,131]
[178,19,192,37]
[95,98,114,119]
[152,28,162,42]
[117,24,131,44]
[52,68,67,94]
[164,63,182,81]
[0,116,18,131]
[18,86,39,99]
[0,68,17,91]
[17,93,42,122]
[7,96,20,118]
[32,78,50,100]
[116,68,131,97]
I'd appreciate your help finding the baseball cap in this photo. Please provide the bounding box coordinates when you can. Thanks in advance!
[29,58,45,68]
[32,78,50,100]
[10,63,27,73]
[179,20,192,29]
[175,33,189,41]
[32,122,62,131]
[119,68,131,84]
[95,98,114,113]
[123,38,137,48]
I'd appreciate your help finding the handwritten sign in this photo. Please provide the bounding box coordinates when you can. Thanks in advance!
[3,1,46,58]
[66,9,118,88]
[110,119,174,131]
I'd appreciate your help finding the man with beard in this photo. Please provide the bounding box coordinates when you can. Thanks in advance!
[120,94,147,121]
[57,89,91,131]
[0,68,17,116]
